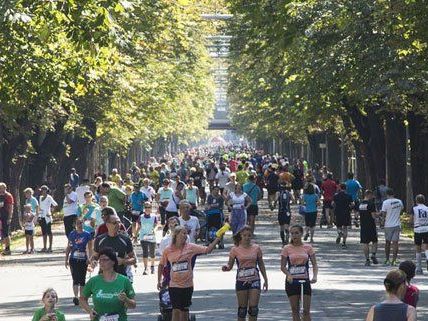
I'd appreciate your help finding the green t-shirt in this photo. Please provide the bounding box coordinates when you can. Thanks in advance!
[82,274,135,321]
[236,170,249,185]
[32,308,66,321]
[108,188,126,212]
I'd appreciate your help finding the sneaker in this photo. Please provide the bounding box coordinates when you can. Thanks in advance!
[46,248,53,253]
[365,259,371,266]
[304,233,309,241]
[336,235,341,244]
[38,248,47,253]
[1,249,11,256]
[73,297,79,306]
[416,268,423,275]
[143,269,148,275]
[150,266,155,274]
[371,256,379,265]
[391,260,399,267]
[341,243,347,249]
[22,250,29,255]
[384,259,391,266]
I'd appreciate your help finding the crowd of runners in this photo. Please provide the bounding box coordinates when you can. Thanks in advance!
[0,144,425,321]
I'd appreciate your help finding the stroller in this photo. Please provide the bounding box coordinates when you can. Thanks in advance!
[158,287,196,321]
[205,208,224,249]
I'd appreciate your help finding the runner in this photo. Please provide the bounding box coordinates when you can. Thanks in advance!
[321,173,337,228]
[65,217,91,306]
[80,247,136,321]
[32,288,65,321]
[410,194,428,274]
[265,164,279,211]
[0,183,14,255]
[243,175,262,234]
[216,163,231,195]
[222,225,268,321]
[281,225,318,321]
[178,200,200,243]
[38,185,58,253]
[130,184,148,242]
[345,172,362,227]
[358,190,379,266]
[227,183,252,235]
[63,183,78,237]
[399,261,420,308]
[302,184,319,243]
[333,183,353,248]
[223,173,237,200]
[278,184,293,245]
[381,188,404,266]
[184,178,199,209]
[136,202,157,275]
[163,181,185,236]
[77,191,100,257]
[365,269,416,321]
[157,226,223,321]
[156,179,173,226]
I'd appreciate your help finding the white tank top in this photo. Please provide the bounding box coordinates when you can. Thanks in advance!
[412,204,428,233]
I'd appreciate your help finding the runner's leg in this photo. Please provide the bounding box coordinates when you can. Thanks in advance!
[248,288,261,321]
[236,290,249,321]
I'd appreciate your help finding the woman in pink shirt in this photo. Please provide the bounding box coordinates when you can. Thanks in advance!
[222,225,268,321]
[281,225,318,321]
[157,225,222,321]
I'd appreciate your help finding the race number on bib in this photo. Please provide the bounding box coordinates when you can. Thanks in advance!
[238,267,257,279]
[172,261,189,272]
[289,265,306,276]
[100,314,119,321]
[143,234,155,242]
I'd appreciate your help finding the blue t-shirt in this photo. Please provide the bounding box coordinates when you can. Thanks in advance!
[26,196,39,213]
[68,230,91,260]
[303,194,318,213]
[345,179,362,201]
[243,182,261,205]
[130,191,148,212]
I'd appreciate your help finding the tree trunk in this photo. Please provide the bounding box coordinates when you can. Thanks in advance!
[385,114,407,204]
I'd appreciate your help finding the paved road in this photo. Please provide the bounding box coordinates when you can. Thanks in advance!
[1,200,427,321]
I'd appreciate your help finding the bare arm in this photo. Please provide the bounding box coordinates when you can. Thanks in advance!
[407,305,416,321]
[365,306,374,321]
[223,254,235,271]
[79,296,97,320]
[310,253,318,282]
[257,255,268,290]
[206,237,221,254]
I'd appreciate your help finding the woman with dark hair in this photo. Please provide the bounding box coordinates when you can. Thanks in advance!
[80,247,136,321]
[302,184,319,243]
[366,269,416,321]
[399,261,420,308]
[222,225,268,321]
[281,225,318,321]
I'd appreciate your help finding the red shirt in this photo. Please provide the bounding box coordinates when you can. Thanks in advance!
[321,179,337,201]
[96,222,126,236]
[0,192,14,215]
[229,160,239,172]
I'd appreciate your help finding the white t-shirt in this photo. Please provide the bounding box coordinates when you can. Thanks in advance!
[216,170,230,188]
[381,198,403,228]
[76,185,90,205]
[39,195,58,224]
[165,194,181,213]
[412,204,428,233]
[63,192,78,216]
[178,216,200,243]
[230,192,248,209]
[141,186,156,200]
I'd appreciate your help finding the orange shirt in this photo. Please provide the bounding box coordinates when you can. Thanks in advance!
[160,243,208,288]
[230,244,262,282]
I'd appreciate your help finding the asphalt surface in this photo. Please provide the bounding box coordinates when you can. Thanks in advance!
[1,198,427,321]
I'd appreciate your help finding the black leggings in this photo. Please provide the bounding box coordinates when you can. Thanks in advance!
[64,215,76,238]
[69,258,88,286]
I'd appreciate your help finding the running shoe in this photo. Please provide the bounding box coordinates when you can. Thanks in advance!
[365,259,371,266]
[304,233,309,241]
[391,260,399,267]
[1,249,11,256]
[38,248,47,253]
[415,268,423,275]
[341,243,347,249]
[336,235,341,244]
[46,248,53,253]
[383,259,391,266]
[143,269,148,275]
[371,256,379,265]
[151,266,155,274]
[73,297,79,306]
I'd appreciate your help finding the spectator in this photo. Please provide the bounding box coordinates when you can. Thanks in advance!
[0,182,14,255]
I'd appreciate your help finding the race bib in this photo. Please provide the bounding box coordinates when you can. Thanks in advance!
[72,251,86,260]
[289,265,306,276]
[238,267,257,279]
[142,234,155,242]
[172,261,189,272]
[100,314,119,321]
[132,210,140,216]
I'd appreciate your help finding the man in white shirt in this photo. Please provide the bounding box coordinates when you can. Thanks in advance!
[215,163,230,195]
[63,184,78,237]
[75,179,90,205]
[381,188,404,266]
[178,200,200,243]
[411,194,428,274]
[140,178,156,201]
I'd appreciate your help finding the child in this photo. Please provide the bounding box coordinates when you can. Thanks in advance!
[23,204,36,254]
[399,260,420,307]
[32,288,66,321]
